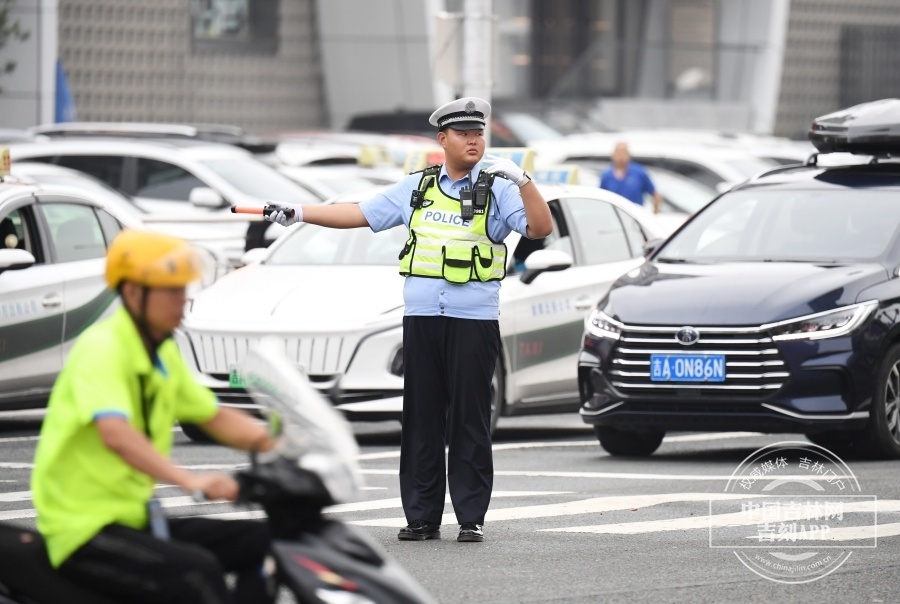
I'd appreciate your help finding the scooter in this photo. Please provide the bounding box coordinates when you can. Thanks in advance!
[0,339,437,604]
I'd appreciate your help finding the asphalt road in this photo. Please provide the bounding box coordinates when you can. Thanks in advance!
[1,413,899,603]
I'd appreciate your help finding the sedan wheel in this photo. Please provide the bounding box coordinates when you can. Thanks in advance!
[863,344,900,459]
[594,426,664,457]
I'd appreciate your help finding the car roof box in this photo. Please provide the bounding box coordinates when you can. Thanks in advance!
[810,98,900,155]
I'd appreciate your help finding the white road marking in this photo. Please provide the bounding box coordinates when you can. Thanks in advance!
[349,493,762,528]
[0,436,40,444]
[544,499,900,536]
[355,432,767,461]
[359,468,852,482]
[197,490,572,521]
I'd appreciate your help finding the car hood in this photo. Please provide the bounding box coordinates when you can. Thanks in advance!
[604,261,888,325]
[186,264,404,331]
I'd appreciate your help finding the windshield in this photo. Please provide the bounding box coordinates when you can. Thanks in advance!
[648,170,716,214]
[267,220,407,266]
[498,113,564,142]
[36,172,148,219]
[658,189,900,263]
[241,339,362,504]
[199,158,320,202]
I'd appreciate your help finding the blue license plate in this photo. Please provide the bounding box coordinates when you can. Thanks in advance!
[650,354,726,382]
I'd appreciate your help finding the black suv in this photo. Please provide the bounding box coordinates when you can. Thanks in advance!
[578,99,900,458]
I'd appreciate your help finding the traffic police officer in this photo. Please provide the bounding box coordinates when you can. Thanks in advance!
[265,97,552,543]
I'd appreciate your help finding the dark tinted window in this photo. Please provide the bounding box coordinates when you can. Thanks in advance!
[136,159,205,200]
[55,155,126,190]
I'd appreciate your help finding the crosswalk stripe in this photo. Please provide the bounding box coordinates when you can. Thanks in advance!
[543,499,900,536]
[349,492,759,528]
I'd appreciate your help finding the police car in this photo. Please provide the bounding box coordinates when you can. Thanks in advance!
[174,183,668,433]
[578,99,900,458]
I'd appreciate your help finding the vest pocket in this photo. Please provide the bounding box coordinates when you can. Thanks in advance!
[441,244,474,284]
[472,244,496,282]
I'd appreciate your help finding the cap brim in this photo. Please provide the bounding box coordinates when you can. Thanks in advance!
[444,121,485,131]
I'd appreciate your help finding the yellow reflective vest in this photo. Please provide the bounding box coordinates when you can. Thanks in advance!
[399,167,507,284]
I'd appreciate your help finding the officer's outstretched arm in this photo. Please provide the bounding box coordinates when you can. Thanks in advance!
[265,202,370,229]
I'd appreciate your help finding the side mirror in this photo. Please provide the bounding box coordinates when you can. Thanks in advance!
[189,187,226,208]
[520,249,573,284]
[0,248,36,274]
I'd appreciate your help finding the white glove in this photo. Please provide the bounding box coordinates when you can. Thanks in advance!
[483,155,531,187]
[264,203,303,227]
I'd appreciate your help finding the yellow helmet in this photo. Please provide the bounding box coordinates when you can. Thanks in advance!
[105,229,201,289]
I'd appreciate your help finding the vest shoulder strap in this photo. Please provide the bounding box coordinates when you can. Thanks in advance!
[413,164,442,191]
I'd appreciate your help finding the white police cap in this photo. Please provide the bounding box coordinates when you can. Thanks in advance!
[429,97,492,131]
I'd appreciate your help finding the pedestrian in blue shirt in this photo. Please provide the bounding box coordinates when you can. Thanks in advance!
[265,97,552,544]
[600,142,662,213]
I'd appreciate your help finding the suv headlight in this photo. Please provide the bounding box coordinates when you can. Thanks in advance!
[585,309,623,340]
[765,301,878,341]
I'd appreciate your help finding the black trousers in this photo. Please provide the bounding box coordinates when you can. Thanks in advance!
[58,517,272,604]
[399,315,500,525]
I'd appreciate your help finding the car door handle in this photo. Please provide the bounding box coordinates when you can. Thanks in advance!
[575,297,594,311]
[41,294,63,308]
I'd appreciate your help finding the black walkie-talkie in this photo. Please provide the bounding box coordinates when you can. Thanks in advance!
[460,187,474,219]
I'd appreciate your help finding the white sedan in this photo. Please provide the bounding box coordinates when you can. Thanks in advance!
[175,184,668,431]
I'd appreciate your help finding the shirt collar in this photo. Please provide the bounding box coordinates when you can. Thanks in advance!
[439,161,485,186]
[111,305,154,376]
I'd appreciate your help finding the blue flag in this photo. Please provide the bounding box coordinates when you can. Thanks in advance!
[55,60,77,123]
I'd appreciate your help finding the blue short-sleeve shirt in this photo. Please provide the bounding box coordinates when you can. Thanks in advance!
[359,161,529,320]
[599,163,656,206]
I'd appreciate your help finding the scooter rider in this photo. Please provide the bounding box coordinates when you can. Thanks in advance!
[263,97,552,543]
[30,230,277,604]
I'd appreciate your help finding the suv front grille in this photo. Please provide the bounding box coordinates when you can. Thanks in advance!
[607,325,788,398]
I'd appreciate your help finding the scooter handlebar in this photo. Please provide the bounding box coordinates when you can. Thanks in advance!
[230,205,295,218]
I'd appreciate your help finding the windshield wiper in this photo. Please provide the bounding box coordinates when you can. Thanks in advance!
[655,257,690,263]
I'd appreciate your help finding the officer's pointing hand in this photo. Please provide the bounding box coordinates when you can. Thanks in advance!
[483,155,530,187]
[264,202,303,227]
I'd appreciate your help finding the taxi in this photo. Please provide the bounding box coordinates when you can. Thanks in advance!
[0,154,215,412]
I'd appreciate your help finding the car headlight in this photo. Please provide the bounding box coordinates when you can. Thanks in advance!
[585,309,623,340]
[765,301,878,341]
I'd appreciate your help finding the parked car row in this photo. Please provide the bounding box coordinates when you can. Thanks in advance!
[6,100,900,463]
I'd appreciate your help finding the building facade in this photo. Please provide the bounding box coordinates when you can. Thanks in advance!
[3,0,900,137]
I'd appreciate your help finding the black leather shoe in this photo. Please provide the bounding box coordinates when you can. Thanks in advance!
[457,522,484,542]
[398,520,441,541]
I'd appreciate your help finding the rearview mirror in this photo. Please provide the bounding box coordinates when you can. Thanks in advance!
[189,187,226,208]
[0,248,36,274]
[520,249,573,284]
